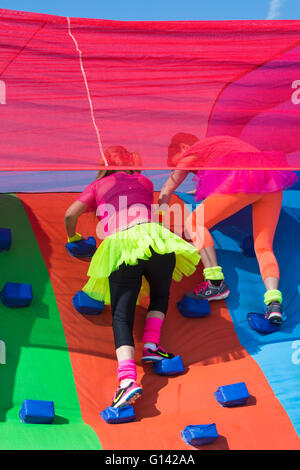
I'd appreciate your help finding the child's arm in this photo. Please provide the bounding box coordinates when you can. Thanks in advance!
[64,201,88,241]
[158,170,189,206]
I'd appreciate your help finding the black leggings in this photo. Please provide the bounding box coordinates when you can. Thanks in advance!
[109,249,176,349]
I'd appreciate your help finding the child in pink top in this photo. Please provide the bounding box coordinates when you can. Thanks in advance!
[159,134,298,325]
[65,146,200,409]
[77,171,154,238]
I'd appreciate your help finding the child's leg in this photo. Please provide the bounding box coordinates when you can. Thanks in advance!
[252,191,283,323]
[109,263,143,407]
[252,191,282,281]
[142,251,176,361]
[185,192,259,299]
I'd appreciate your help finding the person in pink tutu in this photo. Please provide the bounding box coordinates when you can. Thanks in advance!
[158,133,298,325]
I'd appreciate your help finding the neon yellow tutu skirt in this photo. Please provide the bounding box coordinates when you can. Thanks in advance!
[82,222,200,304]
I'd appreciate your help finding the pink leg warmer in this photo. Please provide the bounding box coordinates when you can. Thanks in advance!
[142,316,164,345]
[117,359,137,383]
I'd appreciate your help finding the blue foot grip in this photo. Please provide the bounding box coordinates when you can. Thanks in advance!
[152,355,184,376]
[72,291,105,315]
[181,424,219,446]
[240,235,255,257]
[100,405,136,424]
[176,296,210,318]
[65,236,96,259]
[214,382,250,407]
[0,282,33,308]
[0,228,12,251]
[247,312,280,334]
[19,399,55,424]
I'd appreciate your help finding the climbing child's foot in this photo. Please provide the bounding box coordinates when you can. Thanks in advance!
[186,280,230,301]
[111,381,142,408]
[142,345,175,363]
[265,301,283,325]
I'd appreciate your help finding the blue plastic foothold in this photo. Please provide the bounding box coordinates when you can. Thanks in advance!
[176,296,210,318]
[72,291,105,315]
[65,236,96,259]
[100,405,136,424]
[181,424,219,446]
[0,228,12,251]
[240,235,255,257]
[19,399,55,424]
[247,312,280,334]
[0,282,33,308]
[214,382,250,407]
[152,355,184,376]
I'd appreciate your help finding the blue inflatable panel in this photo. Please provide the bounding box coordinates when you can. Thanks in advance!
[0,228,12,251]
[65,236,96,259]
[19,399,55,424]
[176,296,210,318]
[177,190,300,437]
[0,282,33,308]
[247,312,280,335]
[100,405,136,424]
[181,424,219,446]
[214,382,250,407]
[72,291,104,315]
[240,235,255,257]
[152,355,184,376]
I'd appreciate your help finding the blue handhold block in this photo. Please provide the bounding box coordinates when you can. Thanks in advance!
[247,312,280,334]
[240,235,255,257]
[100,405,136,424]
[152,355,184,376]
[72,291,104,315]
[176,296,210,318]
[19,399,55,424]
[0,282,33,308]
[181,424,219,446]
[0,228,12,251]
[65,236,96,258]
[214,382,250,407]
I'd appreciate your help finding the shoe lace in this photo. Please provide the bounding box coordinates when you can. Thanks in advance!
[194,281,209,295]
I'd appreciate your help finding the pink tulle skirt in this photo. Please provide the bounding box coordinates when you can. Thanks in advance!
[194,151,298,201]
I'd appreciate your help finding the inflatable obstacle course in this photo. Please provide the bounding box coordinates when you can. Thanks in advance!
[214,382,250,407]
[240,235,256,257]
[152,355,185,376]
[72,291,105,315]
[100,405,136,424]
[247,313,280,334]
[176,296,210,318]
[0,282,33,308]
[65,237,96,259]
[3,191,299,450]
[181,424,219,446]
[0,228,12,251]
[19,400,55,424]
[0,194,102,450]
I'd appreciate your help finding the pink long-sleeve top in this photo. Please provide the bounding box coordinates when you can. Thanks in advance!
[77,172,154,238]
[180,136,298,200]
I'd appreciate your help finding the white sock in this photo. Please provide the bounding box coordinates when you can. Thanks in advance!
[144,342,157,351]
[120,378,134,388]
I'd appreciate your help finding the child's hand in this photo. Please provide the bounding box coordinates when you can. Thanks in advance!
[158,192,171,207]
[67,232,83,243]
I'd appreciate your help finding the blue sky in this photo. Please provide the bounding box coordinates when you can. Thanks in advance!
[0,0,299,20]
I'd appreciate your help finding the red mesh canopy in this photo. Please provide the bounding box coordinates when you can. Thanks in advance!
[0,8,300,171]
